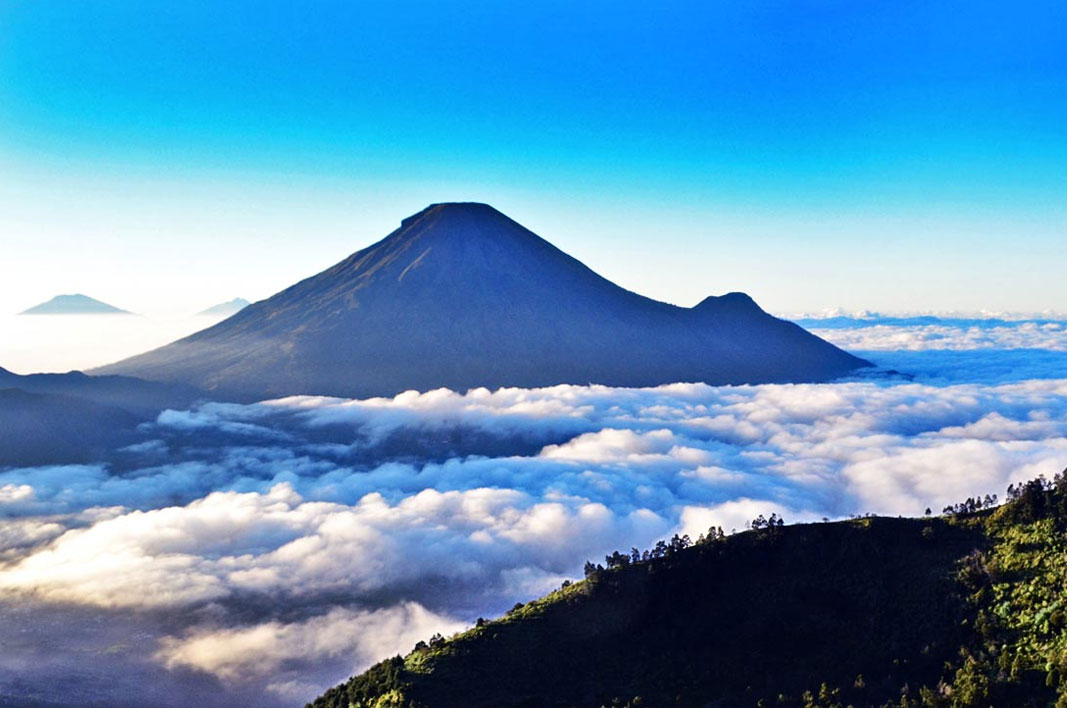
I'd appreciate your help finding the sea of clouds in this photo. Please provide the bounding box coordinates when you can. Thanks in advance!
[1,317,1066,706]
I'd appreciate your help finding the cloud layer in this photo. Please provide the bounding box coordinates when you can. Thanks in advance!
[2,321,1066,705]
[813,321,1067,352]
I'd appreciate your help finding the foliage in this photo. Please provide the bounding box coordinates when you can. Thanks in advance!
[308,472,1067,708]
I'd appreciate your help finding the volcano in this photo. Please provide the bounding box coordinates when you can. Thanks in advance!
[94,203,869,400]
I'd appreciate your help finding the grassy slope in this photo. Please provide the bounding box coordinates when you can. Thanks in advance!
[308,479,1067,708]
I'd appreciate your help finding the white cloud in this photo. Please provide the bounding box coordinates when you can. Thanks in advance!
[155,603,464,693]
[4,377,1067,616]
[3,324,1067,706]
[810,321,1067,352]
[678,498,815,538]
[0,482,668,609]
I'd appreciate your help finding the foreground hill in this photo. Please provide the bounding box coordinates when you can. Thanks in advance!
[95,203,869,400]
[310,478,1067,708]
[20,293,131,315]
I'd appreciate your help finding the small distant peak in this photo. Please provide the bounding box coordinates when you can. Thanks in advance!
[20,293,131,315]
[692,292,764,315]
[198,297,251,317]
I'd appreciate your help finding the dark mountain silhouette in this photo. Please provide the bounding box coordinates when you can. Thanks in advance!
[20,293,131,315]
[0,366,203,466]
[197,297,250,317]
[0,388,141,467]
[95,203,870,400]
[0,366,201,417]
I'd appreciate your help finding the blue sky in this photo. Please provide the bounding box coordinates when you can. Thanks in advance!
[1,0,1065,314]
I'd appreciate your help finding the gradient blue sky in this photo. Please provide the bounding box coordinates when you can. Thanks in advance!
[1,0,1065,315]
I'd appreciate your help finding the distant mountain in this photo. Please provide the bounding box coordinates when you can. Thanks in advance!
[95,203,870,400]
[198,297,251,317]
[20,293,131,315]
[0,366,203,466]
[310,480,1065,708]
[0,388,140,467]
[0,366,201,417]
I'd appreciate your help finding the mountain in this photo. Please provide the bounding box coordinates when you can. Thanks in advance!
[0,366,201,417]
[309,479,1067,708]
[197,297,251,317]
[0,388,141,467]
[0,366,203,466]
[20,293,131,315]
[94,203,870,401]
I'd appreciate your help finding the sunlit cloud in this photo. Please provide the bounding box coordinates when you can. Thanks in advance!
[812,321,1067,352]
[155,603,465,698]
[2,322,1067,705]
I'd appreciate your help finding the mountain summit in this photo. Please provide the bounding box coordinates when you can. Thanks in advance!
[94,203,869,400]
[20,294,131,315]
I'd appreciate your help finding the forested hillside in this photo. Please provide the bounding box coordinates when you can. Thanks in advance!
[309,476,1067,708]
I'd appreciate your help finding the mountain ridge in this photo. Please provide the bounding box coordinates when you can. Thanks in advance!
[0,387,141,467]
[0,365,202,416]
[0,366,203,466]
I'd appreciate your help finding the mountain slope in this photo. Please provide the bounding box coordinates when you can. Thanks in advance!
[95,203,869,400]
[0,366,201,417]
[0,388,141,467]
[20,294,131,315]
[0,366,203,466]
[309,479,1067,708]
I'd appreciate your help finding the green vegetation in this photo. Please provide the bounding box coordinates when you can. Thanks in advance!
[308,474,1067,708]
